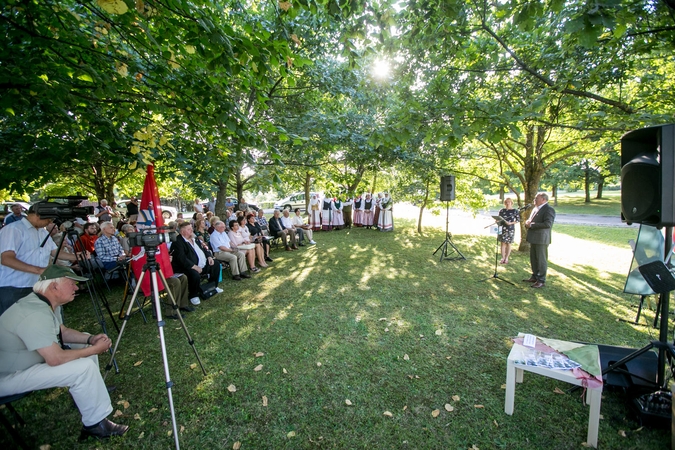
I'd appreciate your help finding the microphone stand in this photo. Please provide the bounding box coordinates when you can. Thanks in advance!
[482,215,515,285]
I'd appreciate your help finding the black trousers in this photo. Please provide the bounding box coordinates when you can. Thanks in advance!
[183,263,220,299]
[529,243,549,282]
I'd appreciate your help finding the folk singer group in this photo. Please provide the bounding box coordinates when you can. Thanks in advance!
[310,192,394,232]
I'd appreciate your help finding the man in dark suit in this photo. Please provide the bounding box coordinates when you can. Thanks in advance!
[523,192,556,288]
[268,209,298,251]
[170,222,222,305]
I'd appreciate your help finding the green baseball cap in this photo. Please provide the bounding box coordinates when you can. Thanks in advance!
[39,265,88,282]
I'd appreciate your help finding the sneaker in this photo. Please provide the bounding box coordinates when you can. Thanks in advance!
[190,297,201,305]
[309,240,316,244]
[215,287,224,294]
[251,267,260,273]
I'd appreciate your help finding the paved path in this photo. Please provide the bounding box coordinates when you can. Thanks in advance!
[481,210,636,227]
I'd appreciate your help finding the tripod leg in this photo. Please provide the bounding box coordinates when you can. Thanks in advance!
[149,270,180,449]
[157,270,207,376]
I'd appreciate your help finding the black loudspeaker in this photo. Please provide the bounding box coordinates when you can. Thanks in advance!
[621,124,675,226]
[440,175,456,202]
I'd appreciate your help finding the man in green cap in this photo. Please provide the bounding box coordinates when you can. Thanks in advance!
[0,265,129,440]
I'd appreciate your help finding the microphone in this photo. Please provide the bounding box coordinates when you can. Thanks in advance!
[518,204,533,212]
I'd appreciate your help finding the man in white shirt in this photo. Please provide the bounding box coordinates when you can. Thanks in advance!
[281,209,305,246]
[291,209,316,244]
[210,221,250,281]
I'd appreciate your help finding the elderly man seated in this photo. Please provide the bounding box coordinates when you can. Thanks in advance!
[280,209,305,247]
[0,265,129,440]
[94,222,128,271]
[269,209,298,251]
[170,222,223,306]
[209,221,250,281]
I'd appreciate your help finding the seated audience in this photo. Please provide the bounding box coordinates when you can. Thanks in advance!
[0,265,129,440]
[94,222,128,270]
[76,223,99,254]
[281,210,304,247]
[256,209,269,231]
[3,204,26,226]
[209,221,250,281]
[194,219,210,247]
[170,222,222,305]
[246,213,272,262]
[228,220,261,272]
[269,209,298,251]
[237,216,267,268]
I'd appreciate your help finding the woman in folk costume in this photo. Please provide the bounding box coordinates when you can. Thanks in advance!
[332,196,345,229]
[309,193,322,231]
[353,194,364,227]
[342,196,353,229]
[378,192,394,231]
[373,192,383,230]
[361,193,375,229]
[321,195,334,231]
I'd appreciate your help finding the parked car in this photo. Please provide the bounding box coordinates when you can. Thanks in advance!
[116,199,178,221]
[273,192,321,211]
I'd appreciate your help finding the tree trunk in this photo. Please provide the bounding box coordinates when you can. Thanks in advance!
[499,185,505,201]
[596,178,604,199]
[516,126,547,253]
[584,165,591,203]
[370,173,378,194]
[304,171,311,211]
[418,178,431,234]
[215,175,229,218]
[552,185,558,206]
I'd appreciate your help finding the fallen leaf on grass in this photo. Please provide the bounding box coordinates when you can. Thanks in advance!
[419,334,424,338]
[403,354,410,360]
[599,414,604,420]
[283,368,288,374]
[133,360,143,367]
[635,426,643,432]
[501,384,506,389]
[493,420,498,427]
[345,399,352,406]
[39,445,51,450]
[113,409,123,417]
[233,441,241,449]
[117,400,130,409]
[383,411,393,417]
[190,363,197,370]
[408,375,413,379]
[384,328,389,332]
[316,362,322,367]
[452,395,460,401]
[227,384,237,393]
[134,413,141,420]
[445,404,454,412]
[138,432,145,439]
[287,431,296,438]
[553,387,566,395]
[474,405,484,409]
[168,430,172,437]
[255,352,264,357]
[148,408,157,413]
[379,318,387,321]
[470,445,480,450]
[403,405,407,411]
[431,409,440,417]
[254,364,263,371]
[618,430,627,437]
[262,396,268,406]
[581,442,591,447]
[435,329,442,335]
[180,426,185,433]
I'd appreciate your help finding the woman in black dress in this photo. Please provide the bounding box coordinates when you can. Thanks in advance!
[498,198,519,264]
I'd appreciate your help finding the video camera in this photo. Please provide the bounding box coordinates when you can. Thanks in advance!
[31,196,94,223]
[127,227,177,248]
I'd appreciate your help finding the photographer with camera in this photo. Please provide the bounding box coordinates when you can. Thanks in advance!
[0,203,83,316]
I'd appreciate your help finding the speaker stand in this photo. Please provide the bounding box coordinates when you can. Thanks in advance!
[433,202,466,262]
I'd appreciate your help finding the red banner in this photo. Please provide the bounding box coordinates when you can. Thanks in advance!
[130,165,174,296]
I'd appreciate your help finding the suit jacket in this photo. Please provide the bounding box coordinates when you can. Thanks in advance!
[268,216,287,235]
[170,235,213,273]
[526,203,555,245]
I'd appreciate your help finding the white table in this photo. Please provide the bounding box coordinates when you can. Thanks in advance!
[504,342,603,448]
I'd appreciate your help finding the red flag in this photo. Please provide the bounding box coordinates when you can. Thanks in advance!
[130,165,174,296]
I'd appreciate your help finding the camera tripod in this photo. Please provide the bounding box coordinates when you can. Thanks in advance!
[433,202,466,262]
[104,246,206,450]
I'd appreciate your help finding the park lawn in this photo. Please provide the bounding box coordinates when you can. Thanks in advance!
[551,191,621,216]
[2,219,668,450]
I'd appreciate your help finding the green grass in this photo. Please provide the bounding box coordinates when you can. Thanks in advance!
[552,191,621,216]
[2,219,668,449]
